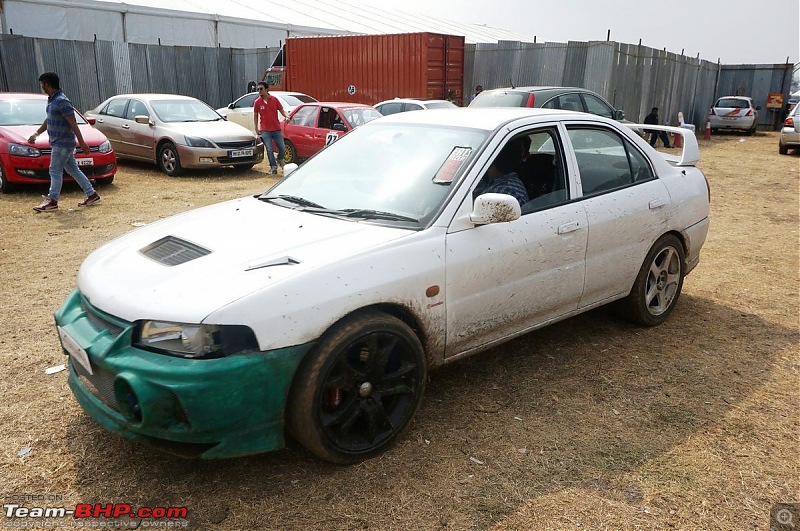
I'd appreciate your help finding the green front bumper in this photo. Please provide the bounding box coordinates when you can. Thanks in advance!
[55,290,314,458]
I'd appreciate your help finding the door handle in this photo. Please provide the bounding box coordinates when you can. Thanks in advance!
[649,198,669,209]
[96,118,104,123]
[122,124,130,129]
[557,221,580,234]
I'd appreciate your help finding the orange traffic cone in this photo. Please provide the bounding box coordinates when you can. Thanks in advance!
[704,120,712,140]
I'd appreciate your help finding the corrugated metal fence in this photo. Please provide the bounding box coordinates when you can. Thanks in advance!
[466,40,794,129]
[0,34,793,130]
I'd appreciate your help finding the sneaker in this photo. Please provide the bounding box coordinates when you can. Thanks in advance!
[78,192,101,206]
[33,198,58,212]
[270,168,278,175]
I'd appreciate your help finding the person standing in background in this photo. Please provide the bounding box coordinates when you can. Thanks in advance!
[254,82,289,175]
[470,85,483,103]
[29,72,100,212]
[644,107,672,148]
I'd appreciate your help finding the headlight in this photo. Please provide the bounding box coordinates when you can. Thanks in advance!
[9,143,41,157]
[134,320,259,359]
[98,140,112,153]
[185,136,215,148]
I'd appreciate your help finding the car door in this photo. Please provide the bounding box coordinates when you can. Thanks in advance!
[313,107,347,152]
[284,105,319,159]
[444,126,588,357]
[225,94,258,132]
[119,98,154,160]
[91,98,129,155]
[564,125,670,308]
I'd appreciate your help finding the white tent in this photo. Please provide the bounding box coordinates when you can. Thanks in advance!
[0,0,540,48]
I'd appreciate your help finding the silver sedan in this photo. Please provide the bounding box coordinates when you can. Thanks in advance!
[86,94,264,176]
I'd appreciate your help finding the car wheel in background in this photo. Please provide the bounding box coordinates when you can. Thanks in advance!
[779,142,788,155]
[283,140,297,164]
[157,142,182,176]
[622,234,685,326]
[286,311,427,464]
[0,165,15,193]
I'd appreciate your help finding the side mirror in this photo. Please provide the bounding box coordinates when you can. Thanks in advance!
[134,115,151,125]
[86,117,96,125]
[283,163,299,177]
[614,109,625,121]
[332,123,347,132]
[470,193,521,225]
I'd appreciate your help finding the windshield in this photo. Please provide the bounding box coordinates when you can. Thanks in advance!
[469,91,528,108]
[150,99,221,123]
[281,94,317,106]
[263,122,488,227]
[342,107,383,127]
[0,99,87,126]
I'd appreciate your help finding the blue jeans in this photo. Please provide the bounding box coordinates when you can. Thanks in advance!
[48,145,95,200]
[260,130,285,169]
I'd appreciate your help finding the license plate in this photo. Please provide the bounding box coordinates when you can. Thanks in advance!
[58,326,93,375]
[77,158,93,166]
[229,149,253,158]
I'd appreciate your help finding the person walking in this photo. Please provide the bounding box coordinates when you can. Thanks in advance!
[29,72,100,212]
[253,82,289,174]
[644,107,672,148]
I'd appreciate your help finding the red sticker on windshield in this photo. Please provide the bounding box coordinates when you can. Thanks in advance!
[433,147,472,184]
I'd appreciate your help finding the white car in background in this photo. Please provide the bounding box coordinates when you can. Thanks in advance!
[374,98,457,116]
[54,108,710,464]
[778,103,800,154]
[217,91,317,134]
[708,96,759,135]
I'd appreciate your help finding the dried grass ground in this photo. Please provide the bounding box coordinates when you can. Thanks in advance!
[0,132,797,531]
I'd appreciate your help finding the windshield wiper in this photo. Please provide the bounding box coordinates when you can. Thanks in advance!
[260,194,327,209]
[339,209,418,222]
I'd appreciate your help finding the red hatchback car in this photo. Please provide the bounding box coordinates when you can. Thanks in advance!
[281,102,382,163]
[0,93,116,193]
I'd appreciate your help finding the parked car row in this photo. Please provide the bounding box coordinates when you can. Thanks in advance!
[0,84,787,193]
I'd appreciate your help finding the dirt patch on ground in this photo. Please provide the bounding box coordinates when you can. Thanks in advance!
[0,133,797,530]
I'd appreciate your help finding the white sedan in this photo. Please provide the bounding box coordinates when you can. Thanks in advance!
[216,90,317,134]
[54,108,710,463]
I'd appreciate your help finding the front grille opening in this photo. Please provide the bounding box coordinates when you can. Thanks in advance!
[139,236,211,266]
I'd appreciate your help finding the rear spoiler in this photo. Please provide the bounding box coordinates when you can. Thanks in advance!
[626,124,700,166]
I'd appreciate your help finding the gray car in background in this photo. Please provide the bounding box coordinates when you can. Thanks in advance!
[468,86,625,121]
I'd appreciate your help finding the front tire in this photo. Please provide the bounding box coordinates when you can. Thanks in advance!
[286,311,427,464]
[0,164,15,193]
[157,142,182,176]
[622,234,685,326]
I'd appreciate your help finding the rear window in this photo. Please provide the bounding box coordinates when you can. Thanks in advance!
[716,98,750,109]
[469,91,529,108]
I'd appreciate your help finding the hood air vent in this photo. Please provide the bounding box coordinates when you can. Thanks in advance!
[139,236,211,266]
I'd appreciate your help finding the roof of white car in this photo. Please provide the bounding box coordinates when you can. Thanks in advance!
[373,107,602,129]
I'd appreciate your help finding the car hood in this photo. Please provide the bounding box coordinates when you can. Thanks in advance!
[0,124,109,148]
[78,196,410,323]
[159,120,256,140]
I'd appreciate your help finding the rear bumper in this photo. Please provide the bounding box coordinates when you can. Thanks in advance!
[708,115,756,131]
[682,217,710,275]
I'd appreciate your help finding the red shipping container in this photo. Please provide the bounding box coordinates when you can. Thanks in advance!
[282,32,465,106]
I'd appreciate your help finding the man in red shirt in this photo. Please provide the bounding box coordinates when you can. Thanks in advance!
[253,82,289,174]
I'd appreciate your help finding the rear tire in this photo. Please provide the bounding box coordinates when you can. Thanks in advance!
[779,142,788,155]
[286,311,427,464]
[621,234,685,326]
